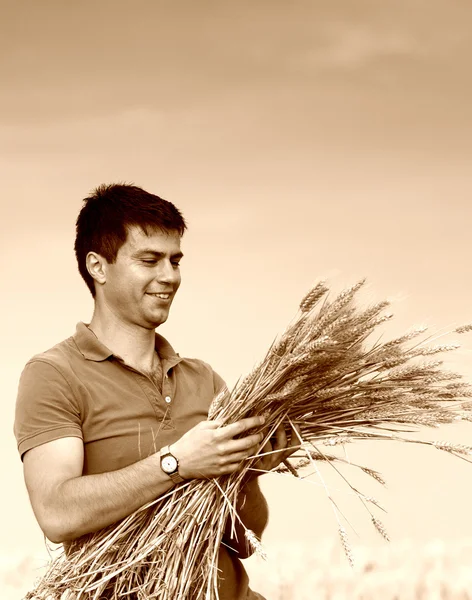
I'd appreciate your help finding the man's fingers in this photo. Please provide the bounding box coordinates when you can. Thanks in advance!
[218,416,265,440]
[223,450,257,464]
[208,419,301,476]
[280,446,298,463]
[225,433,263,453]
[201,420,225,430]
[289,422,303,445]
[282,424,302,460]
[271,424,288,451]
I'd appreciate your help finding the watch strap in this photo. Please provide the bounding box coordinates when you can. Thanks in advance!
[161,445,171,457]
[169,471,185,484]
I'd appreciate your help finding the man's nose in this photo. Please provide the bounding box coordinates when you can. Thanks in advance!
[157,260,179,283]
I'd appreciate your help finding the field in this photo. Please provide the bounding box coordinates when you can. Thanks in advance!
[4,539,472,599]
[246,539,472,599]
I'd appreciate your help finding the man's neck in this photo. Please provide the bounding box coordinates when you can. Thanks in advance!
[88,311,158,374]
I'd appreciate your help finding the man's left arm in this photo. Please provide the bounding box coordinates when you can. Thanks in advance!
[223,423,299,558]
[210,370,300,558]
[223,476,268,559]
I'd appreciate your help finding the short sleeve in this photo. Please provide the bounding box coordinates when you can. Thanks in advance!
[14,359,83,460]
[212,369,228,396]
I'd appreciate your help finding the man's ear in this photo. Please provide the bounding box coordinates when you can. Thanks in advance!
[86,252,108,287]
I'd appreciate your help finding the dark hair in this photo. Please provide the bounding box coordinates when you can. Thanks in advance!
[74,183,187,296]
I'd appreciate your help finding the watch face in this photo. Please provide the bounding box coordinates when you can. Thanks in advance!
[161,455,178,474]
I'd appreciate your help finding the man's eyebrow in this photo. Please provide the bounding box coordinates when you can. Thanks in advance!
[134,249,184,259]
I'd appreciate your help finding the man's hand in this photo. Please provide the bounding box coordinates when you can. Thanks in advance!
[250,423,301,474]
[170,416,265,479]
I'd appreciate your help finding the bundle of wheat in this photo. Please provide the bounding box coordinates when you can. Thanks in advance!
[26,280,472,599]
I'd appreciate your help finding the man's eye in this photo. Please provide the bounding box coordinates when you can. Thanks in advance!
[142,260,156,265]
[172,262,181,268]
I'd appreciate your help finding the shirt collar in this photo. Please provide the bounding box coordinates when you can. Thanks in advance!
[74,322,183,369]
[154,332,183,370]
[74,322,113,361]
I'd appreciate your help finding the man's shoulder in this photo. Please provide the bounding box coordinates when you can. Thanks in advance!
[25,335,78,372]
[180,355,212,368]
[177,356,227,392]
[178,356,215,375]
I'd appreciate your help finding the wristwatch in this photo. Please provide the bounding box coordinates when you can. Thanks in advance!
[160,445,184,484]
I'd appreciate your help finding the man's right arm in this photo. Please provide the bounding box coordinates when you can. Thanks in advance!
[23,437,173,543]
[23,417,265,544]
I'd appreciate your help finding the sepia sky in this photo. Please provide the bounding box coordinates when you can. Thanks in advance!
[1,0,472,589]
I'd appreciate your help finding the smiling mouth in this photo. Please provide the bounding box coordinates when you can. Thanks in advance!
[147,293,172,300]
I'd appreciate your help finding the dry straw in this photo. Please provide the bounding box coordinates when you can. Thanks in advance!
[26,280,472,599]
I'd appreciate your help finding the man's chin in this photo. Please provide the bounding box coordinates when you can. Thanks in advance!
[146,310,170,329]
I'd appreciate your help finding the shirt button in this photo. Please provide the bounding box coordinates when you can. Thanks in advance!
[164,396,172,404]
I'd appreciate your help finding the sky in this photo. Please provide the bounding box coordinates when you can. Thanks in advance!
[1,0,472,594]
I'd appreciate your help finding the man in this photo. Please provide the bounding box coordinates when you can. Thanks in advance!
[14,184,296,599]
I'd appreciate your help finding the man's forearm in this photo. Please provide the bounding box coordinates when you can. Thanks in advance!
[47,452,174,543]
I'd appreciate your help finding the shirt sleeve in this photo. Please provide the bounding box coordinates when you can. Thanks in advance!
[212,368,228,396]
[14,359,83,460]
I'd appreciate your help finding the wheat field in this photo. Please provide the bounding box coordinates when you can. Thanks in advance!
[4,538,472,599]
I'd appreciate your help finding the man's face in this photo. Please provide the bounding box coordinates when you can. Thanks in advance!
[99,225,183,330]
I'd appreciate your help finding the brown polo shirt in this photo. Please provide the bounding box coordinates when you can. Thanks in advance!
[14,322,265,600]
